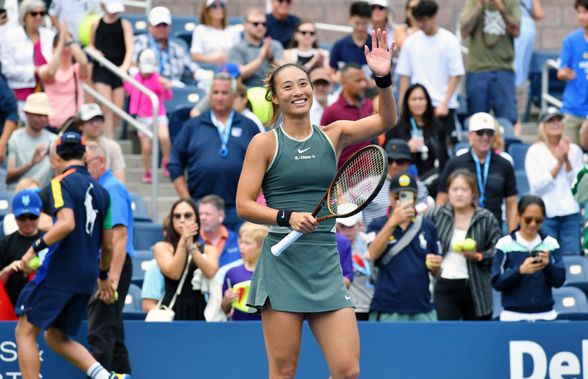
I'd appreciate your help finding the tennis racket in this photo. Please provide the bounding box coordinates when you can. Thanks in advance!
[271,144,387,256]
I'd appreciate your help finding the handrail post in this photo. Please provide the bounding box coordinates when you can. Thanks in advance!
[83,46,159,220]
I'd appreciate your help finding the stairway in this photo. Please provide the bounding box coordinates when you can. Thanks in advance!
[118,140,177,223]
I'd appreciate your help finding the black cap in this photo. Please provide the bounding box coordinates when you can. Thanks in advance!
[389,173,418,194]
[538,107,564,123]
[385,139,411,161]
[56,131,86,158]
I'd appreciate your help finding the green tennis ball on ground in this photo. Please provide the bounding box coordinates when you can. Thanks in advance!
[462,238,477,251]
[247,87,273,126]
[28,256,40,270]
[452,241,463,252]
[78,13,100,46]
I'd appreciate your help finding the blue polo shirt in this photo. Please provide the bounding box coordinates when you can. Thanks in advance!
[35,165,112,294]
[168,110,259,206]
[0,73,18,132]
[98,169,134,257]
[368,215,440,314]
[266,13,300,48]
[329,34,372,72]
[560,29,588,118]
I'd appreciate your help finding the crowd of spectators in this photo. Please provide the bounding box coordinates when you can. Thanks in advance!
[0,0,587,329]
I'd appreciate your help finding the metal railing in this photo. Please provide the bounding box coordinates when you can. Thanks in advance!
[541,58,563,112]
[84,46,160,219]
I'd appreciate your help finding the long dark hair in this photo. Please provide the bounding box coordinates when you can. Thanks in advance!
[265,63,311,127]
[399,83,436,135]
[517,195,546,216]
[164,198,200,250]
[289,21,318,49]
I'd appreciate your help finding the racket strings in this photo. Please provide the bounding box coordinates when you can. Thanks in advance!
[328,147,386,216]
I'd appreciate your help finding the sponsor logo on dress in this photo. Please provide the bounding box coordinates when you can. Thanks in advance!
[294,147,315,160]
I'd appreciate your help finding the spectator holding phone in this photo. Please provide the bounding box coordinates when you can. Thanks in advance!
[367,173,441,321]
[492,195,565,321]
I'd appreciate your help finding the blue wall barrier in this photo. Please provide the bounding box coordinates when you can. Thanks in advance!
[1,321,588,378]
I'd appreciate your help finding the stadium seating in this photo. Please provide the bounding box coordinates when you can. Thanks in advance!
[130,192,151,222]
[131,250,155,287]
[507,143,530,172]
[165,86,206,113]
[515,171,530,198]
[0,190,12,221]
[168,105,193,143]
[453,141,470,156]
[170,16,199,39]
[562,256,588,294]
[122,284,146,320]
[524,50,563,122]
[553,286,588,320]
[122,13,148,35]
[133,222,163,251]
[174,30,193,47]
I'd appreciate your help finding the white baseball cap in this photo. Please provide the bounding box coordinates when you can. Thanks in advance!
[468,112,496,132]
[139,48,158,74]
[370,0,389,7]
[148,6,171,26]
[79,103,104,122]
[336,212,363,227]
[103,0,124,14]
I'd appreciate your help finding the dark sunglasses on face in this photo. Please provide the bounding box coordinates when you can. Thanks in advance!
[372,5,386,10]
[388,158,410,165]
[298,30,315,36]
[209,2,225,9]
[278,0,292,4]
[474,129,495,137]
[173,212,195,220]
[523,217,544,225]
[249,21,266,27]
[17,214,39,221]
[29,11,46,17]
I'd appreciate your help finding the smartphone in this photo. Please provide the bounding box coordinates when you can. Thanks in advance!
[530,251,542,263]
[398,191,415,205]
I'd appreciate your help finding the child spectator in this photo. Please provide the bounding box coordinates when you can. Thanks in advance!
[221,222,267,321]
[89,0,133,138]
[492,195,565,321]
[124,48,173,184]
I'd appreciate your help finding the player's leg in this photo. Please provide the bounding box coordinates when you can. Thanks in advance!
[261,304,304,379]
[307,307,360,379]
[15,314,42,379]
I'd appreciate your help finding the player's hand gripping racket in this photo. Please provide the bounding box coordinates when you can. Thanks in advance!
[271,145,387,256]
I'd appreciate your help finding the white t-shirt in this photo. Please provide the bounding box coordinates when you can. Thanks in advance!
[190,24,242,56]
[395,28,465,108]
[525,142,583,218]
[441,228,469,279]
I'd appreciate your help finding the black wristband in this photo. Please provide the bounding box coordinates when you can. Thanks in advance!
[99,269,109,280]
[374,72,392,88]
[32,238,48,253]
[276,209,293,227]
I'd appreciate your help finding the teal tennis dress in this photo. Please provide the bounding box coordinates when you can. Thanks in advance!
[247,124,354,313]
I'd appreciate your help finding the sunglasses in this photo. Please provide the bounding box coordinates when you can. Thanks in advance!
[474,129,495,137]
[388,158,410,165]
[29,11,46,17]
[298,30,316,36]
[278,0,292,4]
[17,214,39,221]
[372,5,386,10]
[209,2,225,9]
[523,217,544,225]
[249,21,267,27]
[173,212,195,220]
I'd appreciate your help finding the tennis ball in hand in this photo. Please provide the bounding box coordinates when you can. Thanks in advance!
[113,291,119,302]
[425,259,431,269]
[452,241,463,252]
[28,257,40,270]
[462,238,477,251]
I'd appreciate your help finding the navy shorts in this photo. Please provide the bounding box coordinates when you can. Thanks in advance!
[15,281,90,336]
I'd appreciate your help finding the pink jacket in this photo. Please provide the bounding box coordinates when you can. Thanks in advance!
[124,72,172,117]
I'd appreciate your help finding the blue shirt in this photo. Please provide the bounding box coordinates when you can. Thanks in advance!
[141,259,165,301]
[560,29,588,117]
[168,110,259,206]
[336,233,353,282]
[98,169,134,257]
[368,216,440,314]
[218,228,240,268]
[222,264,260,321]
[0,73,18,131]
[35,165,112,294]
[266,13,300,48]
[329,34,372,72]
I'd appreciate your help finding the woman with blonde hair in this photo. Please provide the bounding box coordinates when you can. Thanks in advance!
[524,107,583,255]
[190,0,241,66]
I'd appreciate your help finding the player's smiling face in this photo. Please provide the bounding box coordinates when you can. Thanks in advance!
[273,66,313,117]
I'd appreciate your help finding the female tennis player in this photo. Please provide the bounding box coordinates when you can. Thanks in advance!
[236,29,396,379]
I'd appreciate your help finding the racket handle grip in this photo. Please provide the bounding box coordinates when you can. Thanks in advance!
[271,230,303,256]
